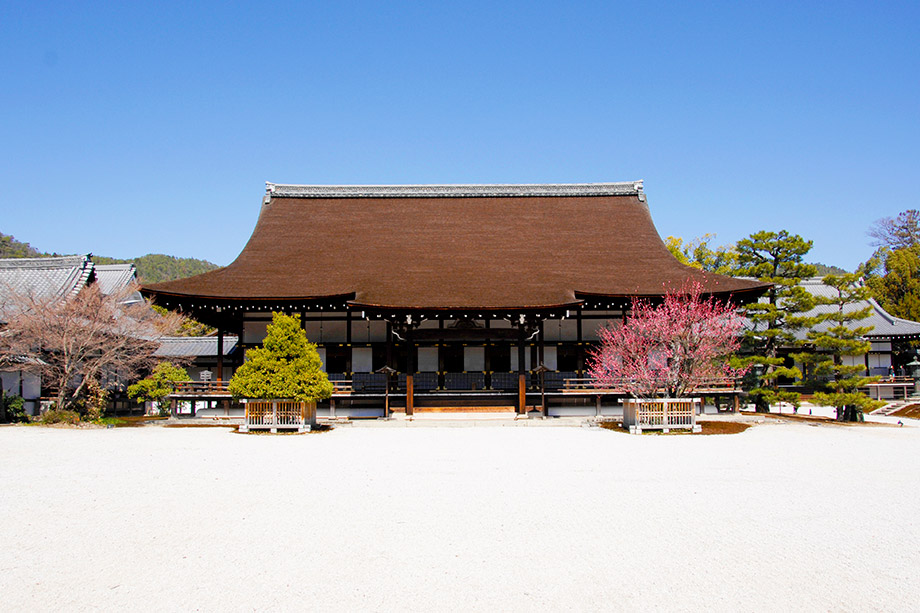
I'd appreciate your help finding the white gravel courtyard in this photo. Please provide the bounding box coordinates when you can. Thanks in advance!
[1,421,918,611]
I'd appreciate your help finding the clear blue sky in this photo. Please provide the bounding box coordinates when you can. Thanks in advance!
[2,1,918,271]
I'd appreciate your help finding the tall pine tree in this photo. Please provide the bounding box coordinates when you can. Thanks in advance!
[793,274,883,421]
[734,230,818,411]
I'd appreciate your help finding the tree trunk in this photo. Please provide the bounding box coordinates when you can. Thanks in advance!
[754,395,770,413]
[837,405,861,422]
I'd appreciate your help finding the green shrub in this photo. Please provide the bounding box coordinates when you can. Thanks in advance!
[1,393,29,423]
[40,409,81,425]
[128,362,190,416]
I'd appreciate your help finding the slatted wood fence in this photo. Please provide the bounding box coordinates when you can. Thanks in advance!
[622,398,701,434]
[240,400,316,433]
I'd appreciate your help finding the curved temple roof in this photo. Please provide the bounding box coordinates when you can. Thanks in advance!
[144,182,769,310]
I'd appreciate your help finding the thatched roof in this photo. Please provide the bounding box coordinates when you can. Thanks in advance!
[144,182,768,310]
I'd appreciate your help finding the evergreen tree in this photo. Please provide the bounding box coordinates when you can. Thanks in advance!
[228,312,333,402]
[863,246,920,322]
[793,274,884,421]
[733,230,818,411]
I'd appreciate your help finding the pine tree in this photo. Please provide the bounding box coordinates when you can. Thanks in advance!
[228,312,333,402]
[733,230,818,411]
[793,274,884,421]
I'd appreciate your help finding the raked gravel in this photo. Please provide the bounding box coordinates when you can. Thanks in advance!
[1,422,918,612]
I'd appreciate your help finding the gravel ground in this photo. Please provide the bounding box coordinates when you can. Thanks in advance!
[1,422,918,612]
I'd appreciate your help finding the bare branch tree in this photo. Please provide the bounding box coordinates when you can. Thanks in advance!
[868,210,920,250]
[0,282,186,414]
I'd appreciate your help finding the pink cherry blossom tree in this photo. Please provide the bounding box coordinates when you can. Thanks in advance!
[588,283,748,399]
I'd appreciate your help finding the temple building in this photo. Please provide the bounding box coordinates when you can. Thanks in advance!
[142,182,769,415]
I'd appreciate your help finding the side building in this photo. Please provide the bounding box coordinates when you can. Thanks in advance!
[0,255,138,415]
[142,182,770,416]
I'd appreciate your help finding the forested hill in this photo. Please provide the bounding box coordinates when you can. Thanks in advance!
[810,262,849,276]
[0,232,45,258]
[0,231,219,283]
[94,254,219,283]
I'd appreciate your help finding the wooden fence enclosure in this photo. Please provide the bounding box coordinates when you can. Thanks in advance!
[622,398,701,434]
[240,400,316,433]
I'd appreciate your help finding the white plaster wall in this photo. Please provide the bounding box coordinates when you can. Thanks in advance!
[352,347,373,372]
[2,371,21,395]
[418,347,438,372]
[464,347,485,371]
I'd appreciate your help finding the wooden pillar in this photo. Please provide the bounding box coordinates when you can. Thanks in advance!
[438,320,445,389]
[576,307,584,375]
[518,373,527,414]
[517,322,526,374]
[406,375,414,416]
[733,393,740,413]
[538,320,545,366]
[386,321,393,369]
[484,320,491,390]
[345,310,353,374]
[216,326,224,382]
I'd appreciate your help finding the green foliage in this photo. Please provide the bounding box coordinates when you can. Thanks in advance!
[1,230,218,283]
[792,274,884,420]
[863,246,920,322]
[150,304,215,336]
[40,409,81,425]
[810,262,849,276]
[665,234,737,275]
[733,230,819,409]
[128,362,191,416]
[228,312,333,402]
[94,254,219,284]
[0,393,28,423]
[0,231,45,258]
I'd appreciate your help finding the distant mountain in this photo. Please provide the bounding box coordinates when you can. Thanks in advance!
[809,262,849,276]
[1,230,219,283]
[94,254,219,284]
[0,232,51,258]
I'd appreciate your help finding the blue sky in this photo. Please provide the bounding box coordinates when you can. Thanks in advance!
[1,1,918,271]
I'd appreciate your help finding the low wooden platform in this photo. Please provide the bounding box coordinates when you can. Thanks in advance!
[413,405,516,413]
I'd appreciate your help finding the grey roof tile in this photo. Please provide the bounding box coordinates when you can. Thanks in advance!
[0,255,94,305]
[154,336,238,357]
[796,278,920,340]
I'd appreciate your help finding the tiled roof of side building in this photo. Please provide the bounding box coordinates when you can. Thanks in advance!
[93,264,137,296]
[144,182,770,309]
[155,336,239,358]
[798,277,920,340]
[0,255,94,302]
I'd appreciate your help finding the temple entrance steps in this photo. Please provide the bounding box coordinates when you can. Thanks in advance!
[412,405,515,413]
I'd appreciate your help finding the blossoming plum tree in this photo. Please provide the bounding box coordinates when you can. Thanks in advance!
[588,284,748,399]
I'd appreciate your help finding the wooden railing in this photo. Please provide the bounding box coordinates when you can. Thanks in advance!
[172,381,231,395]
[240,400,316,433]
[331,380,353,394]
[562,378,737,394]
[622,398,701,434]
